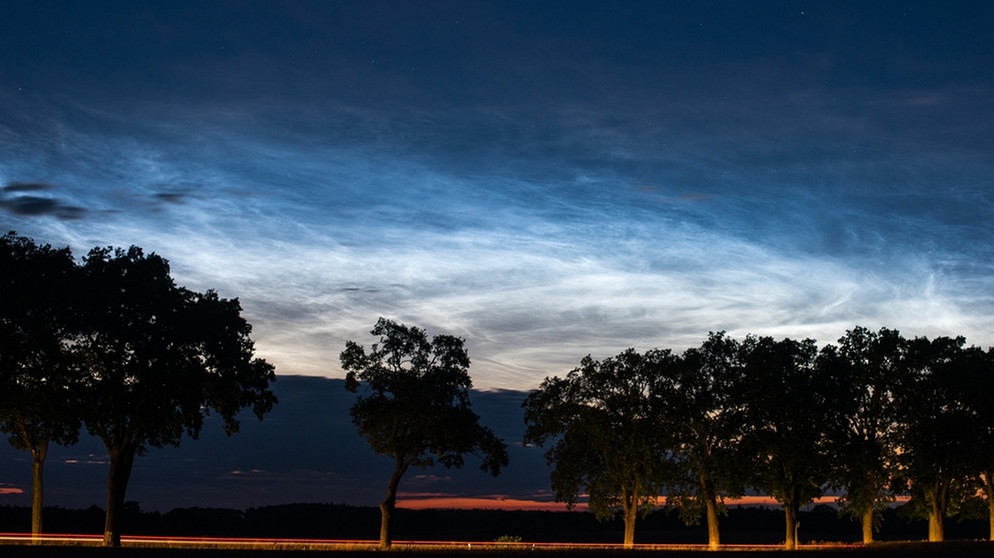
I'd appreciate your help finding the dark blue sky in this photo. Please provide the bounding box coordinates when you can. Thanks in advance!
[5,1,993,390]
[2,0,994,511]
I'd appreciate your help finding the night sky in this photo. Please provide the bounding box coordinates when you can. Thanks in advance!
[2,1,994,512]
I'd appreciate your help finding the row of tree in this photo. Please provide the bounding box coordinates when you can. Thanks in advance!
[338,318,994,551]
[4,231,992,550]
[0,233,277,546]
[522,328,994,549]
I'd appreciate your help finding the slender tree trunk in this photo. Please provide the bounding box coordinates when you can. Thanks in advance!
[103,445,136,547]
[928,502,945,542]
[621,484,637,548]
[982,471,993,541]
[784,506,798,550]
[927,482,946,542]
[704,495,720,550]
[988,479,994,542]
[31,439,49,538]
[379,460,409,550]
[861,507,874,544]
[622,506,637,548]
[928,508,944,542]
[378,498,393,549]
[989,490,994,542]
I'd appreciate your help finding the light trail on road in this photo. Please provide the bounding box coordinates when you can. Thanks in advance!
[0,532,856,551]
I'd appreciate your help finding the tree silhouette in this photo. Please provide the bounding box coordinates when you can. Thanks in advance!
[970,347,994,540]
[0,233,81,536]
[956,345,994,540]
[739,335,834,550]
[74,246,277,546]
[523,348,679,547]
[822,326,904,543]
[341,318,507,549]
[667,332,749,550]
[894,335,975,542]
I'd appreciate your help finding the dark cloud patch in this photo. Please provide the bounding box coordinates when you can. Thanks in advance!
[0,195,86,220]
[154,192,187,204]
[149,185,204,210]
[1,181,87,220]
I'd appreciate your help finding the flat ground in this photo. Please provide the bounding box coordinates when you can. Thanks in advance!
[1,541,993,558]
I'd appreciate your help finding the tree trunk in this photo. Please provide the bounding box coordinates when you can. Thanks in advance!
[103,445,136,547]
[30,439,48,538]
[990,490,994,542]
[927,482,946,542]
[784,506,798,550]
[621,484,637,548]
[982,471,993,541]
[704,495,721,550]
[378,498,393,550]
[379,460,409,550]
[622,506,637,548]
[861,507,874,544]
[988,480,994,542]
[928,510,944,542]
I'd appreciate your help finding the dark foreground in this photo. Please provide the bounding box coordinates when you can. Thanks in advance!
[2,541,994,558]
[2,505,988,545]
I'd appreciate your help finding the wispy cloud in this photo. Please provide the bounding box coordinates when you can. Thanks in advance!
[2,43,993,391]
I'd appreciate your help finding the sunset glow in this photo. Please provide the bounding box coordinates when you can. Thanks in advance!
[397,496,585,512]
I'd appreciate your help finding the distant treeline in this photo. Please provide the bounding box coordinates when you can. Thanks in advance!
[0,503,986,544]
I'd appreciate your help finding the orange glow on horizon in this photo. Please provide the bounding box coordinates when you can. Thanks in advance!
[397,496,586,511]
[395,494,854,511]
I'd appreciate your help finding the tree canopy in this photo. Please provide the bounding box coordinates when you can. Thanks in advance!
[666,332,750,549]
[341,318,507,549]
[4,231,994,546]
[523,348,680,547]
[74,245,277,546]
[894,335,977,542]
[0,235,278,546]
[822,327,904,543]
[737,335,836,550]
[0,232,82,535]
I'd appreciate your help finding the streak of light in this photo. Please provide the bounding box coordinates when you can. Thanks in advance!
[0,532,858,551]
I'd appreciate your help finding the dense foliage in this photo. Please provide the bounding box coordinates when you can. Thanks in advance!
[525,328,994,548]
[4,233,993,549]
[0,233,81,535]
[0,233,277,546]
[341,318,508,549]
[523,348,680,547]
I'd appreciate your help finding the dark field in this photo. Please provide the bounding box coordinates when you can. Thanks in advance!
[1,504,989,545]
[1,504,992,557]
[2,541,994,558]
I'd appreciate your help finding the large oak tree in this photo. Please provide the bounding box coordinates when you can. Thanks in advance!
[894,335,976,542]
[822,326,904,543]
[0,233,81,536]
[341,318,507,549]
[739,335,835,550]
[957,345,994,540]
[523,348,679,547]
[667,332,749,549]
[75,246,277,546]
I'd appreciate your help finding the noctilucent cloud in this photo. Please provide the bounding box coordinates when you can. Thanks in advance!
[3,2,994,390]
